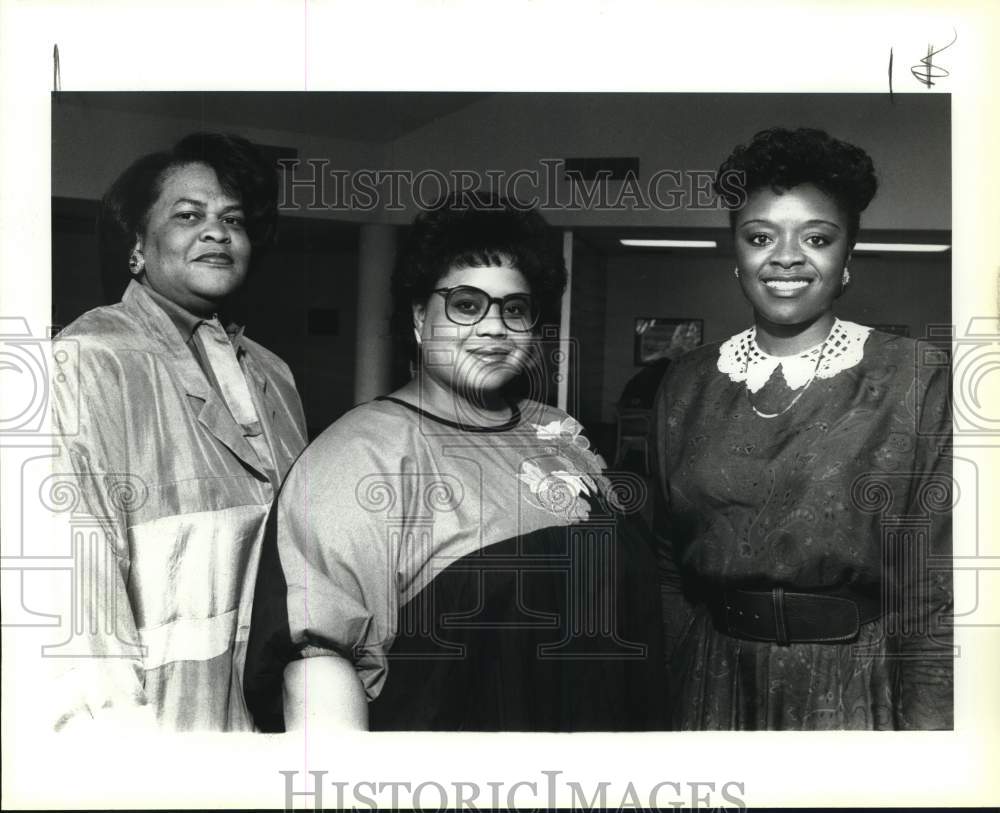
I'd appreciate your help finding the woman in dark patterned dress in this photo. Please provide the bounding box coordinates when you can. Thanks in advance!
[244,200,664,732]
[654,128,953,730]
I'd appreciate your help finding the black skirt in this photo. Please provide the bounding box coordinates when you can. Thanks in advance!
[370,517,667,731]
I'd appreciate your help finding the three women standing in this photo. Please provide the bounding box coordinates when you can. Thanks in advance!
[55,126,951,734]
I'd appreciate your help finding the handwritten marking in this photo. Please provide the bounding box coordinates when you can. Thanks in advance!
[888,47,894,101]
[911,28,957,88]
[52,44,61,93]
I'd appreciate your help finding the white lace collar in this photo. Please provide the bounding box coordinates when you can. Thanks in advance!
[717,319,873,393]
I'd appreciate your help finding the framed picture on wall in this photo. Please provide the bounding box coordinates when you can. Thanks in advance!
[634,318,704,366]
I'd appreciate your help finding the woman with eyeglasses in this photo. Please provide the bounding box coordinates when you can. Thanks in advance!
[243,200,665,731]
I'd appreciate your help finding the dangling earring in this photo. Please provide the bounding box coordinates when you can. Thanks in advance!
[128,249,145,275]
[413,326,422,347]
[733,266,740,280]
[841,267,851,287]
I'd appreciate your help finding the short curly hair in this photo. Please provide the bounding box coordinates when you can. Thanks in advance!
[98,132,279,301]
[391,198,567,358]
[714,127,878,244]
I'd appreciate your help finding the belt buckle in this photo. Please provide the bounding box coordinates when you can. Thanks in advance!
[720,590,770,644]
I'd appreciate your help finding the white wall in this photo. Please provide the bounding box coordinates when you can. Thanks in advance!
[384,93,950,230]
[54,93,951,232]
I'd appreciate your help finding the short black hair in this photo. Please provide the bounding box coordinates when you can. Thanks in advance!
[391,198,567,359]
[98,132,279,300]
[714,127,878,244]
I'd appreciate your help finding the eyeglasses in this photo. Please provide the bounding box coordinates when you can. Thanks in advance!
[432,286,539,332]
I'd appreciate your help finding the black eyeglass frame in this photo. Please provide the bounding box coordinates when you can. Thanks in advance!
[431,286,540,333]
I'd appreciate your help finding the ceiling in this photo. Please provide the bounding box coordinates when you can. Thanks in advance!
[574,225,953,260]
[57,91,495,144]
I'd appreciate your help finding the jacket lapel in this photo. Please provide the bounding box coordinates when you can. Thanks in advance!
[241,351,299,474]
[191,388,267,478]
[123,282,269,480]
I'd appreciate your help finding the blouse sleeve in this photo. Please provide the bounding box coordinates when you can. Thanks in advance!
[650,364,696,663]
[890,359,953,729]
[243,417,410,731]
[48,337,152,730]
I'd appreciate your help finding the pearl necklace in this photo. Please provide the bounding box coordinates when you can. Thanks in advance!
[744,327,830,419]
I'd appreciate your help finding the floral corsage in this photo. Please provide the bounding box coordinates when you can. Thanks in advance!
[518,417,610,521]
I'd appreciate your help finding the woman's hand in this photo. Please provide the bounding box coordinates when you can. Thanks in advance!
[282,656,369,731]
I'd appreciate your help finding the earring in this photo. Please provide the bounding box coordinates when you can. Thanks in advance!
[734,266,741,279]
[413,326,422,346]
[128,249,145,275]
[842,267,851,286]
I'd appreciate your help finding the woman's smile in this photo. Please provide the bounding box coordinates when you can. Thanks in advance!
[191,250,235,266]
[733,183,851,352]
[759,274,814,295]
[466,344,516,361]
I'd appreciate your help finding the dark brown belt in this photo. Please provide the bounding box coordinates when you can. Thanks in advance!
[709,586,883,645]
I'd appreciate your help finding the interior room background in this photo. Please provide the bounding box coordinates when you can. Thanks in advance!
[51,92,951,452]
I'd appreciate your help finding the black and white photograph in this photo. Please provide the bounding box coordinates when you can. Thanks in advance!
[47,89,955,732]
[2,1,998,810]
